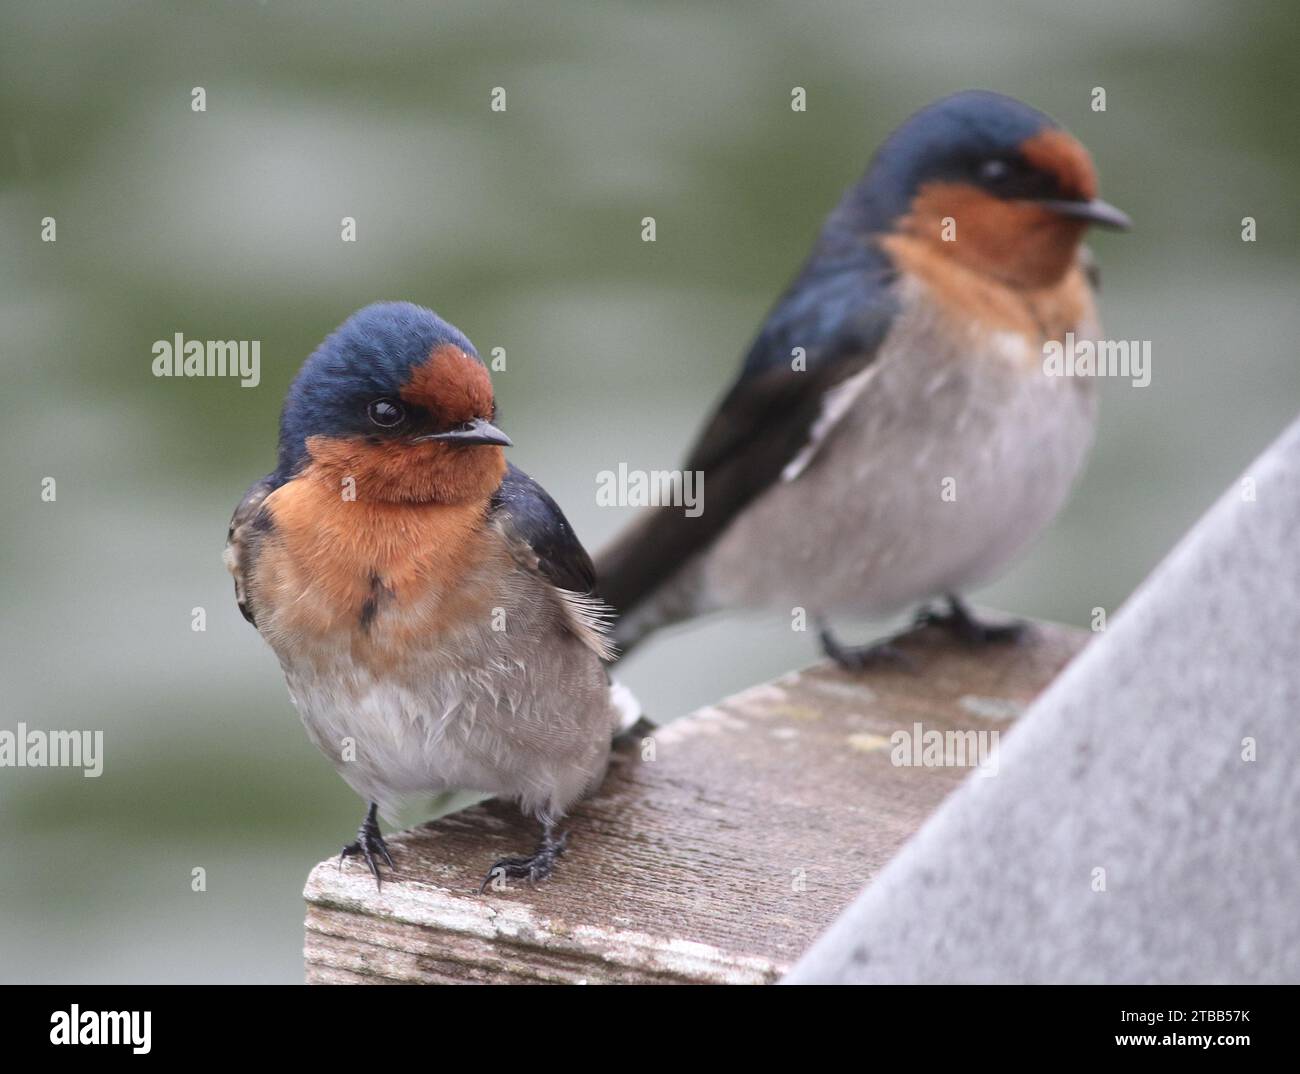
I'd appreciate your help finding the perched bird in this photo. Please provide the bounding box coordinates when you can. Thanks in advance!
[597,90,1129,664]
[226,302,635,888]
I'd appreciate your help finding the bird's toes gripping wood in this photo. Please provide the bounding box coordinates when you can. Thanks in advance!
[479,825,568,893]
[339,802,395,889]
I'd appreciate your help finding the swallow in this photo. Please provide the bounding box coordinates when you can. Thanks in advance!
[596,90,1130,665]
[226,302,637,889]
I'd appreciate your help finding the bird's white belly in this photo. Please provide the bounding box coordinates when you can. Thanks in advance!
[703,322,1098,619]
[275,613,615,824]
[285,657,504,813]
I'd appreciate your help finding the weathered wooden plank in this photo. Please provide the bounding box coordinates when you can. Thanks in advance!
[304,620,1088,984]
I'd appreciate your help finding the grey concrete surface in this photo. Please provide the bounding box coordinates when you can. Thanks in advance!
[786,416,1300,984]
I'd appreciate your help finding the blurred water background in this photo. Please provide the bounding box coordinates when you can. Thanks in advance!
[1,0,1296,982]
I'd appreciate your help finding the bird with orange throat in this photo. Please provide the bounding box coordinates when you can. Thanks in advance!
[596,91,1130,665]
[227,303,637,888]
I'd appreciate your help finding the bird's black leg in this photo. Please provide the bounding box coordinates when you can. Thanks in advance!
[818,621,914,672]
[479,818,568,893]
[922,594,1029,645]
[339,801,395,889]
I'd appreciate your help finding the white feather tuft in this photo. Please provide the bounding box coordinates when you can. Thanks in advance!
[781,365,878,482]
[608,679,643,734]
[556,588,618,662]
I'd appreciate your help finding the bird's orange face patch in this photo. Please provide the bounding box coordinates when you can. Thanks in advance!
[303,434,506,505]
[896,129,1099,291]
[296,343,505,506]
[901,181,1088,289]
[400,344,494,426]
[1021,128,1098,201]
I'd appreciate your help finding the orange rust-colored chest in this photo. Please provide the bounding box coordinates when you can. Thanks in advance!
[249,472,499,649]
[879,232,1096,348]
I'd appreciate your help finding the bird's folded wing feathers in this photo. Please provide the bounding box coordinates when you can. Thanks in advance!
[223,475,280,628]
[596,249,899,619]
[490,463,615,660]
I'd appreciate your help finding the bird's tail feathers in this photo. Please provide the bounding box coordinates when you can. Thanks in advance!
[596,510,713,661]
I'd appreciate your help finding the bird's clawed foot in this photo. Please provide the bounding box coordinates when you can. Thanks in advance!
[919,595,1030,646]
[819,625,916,673]
[819,595,1029,672]
[339,802,394,889]
[479,824,568,893]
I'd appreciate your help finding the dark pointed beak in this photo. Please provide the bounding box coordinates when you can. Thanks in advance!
[414,418,513,447]
[1035,197,1132,231]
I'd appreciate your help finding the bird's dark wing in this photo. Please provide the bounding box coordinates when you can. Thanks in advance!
[224,474,281,628]
[596,244,899,623]
[490,463,612,658]
[490,463,598,595]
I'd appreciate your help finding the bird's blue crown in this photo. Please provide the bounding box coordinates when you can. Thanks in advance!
[276,302,479,475]
[835,90,1059,235]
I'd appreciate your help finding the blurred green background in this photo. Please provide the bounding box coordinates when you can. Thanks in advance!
[1,0,1296,982]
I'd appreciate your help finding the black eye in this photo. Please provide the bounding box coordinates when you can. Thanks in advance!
[973,156,1058,200]
[367,399,405,428]
[977,158,1011,184]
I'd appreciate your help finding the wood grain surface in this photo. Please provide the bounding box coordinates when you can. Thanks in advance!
[304,620,1088,983]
